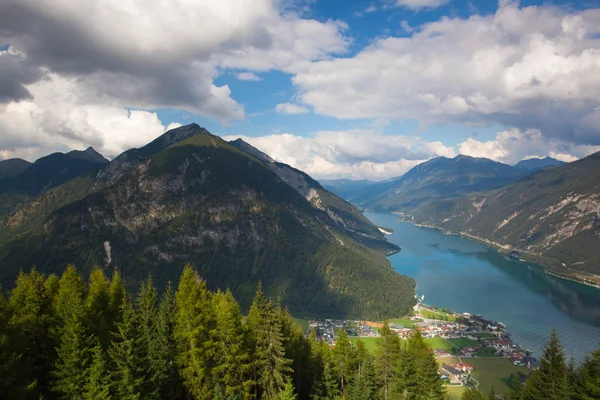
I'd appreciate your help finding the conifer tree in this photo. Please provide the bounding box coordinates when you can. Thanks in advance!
[247,285,292,400]
[279,377,298,400]
[174,265,215,400]
[0,286,17,393]
[407,329,445,399]
[157,281,181,399]
[332,328,353,393]
[86,268,113,349]
[347,355,376,400]
[109,294,144,400]
[374,323,400,399]
[108,270,126,328]
[572,346,600,399]
[277,306,313,399]
[522,329,569,400]
[52,265,95,399]
[135,276,165,400]
[83,340,112,400]
[211,290,254,399]
[9,269,56,399]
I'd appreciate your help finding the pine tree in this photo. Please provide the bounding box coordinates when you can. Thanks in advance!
[407,329,445,399]
[156,281,182,400]
[332,328,353,394]
[83,340,112,400]
[9,269,56,399]
[247,285,292,400]
[0,286,18,393]
[348,355,376,400]
[522,329,569,400]
[279,377,297,400]
[86,268,113,349]
[108,270,126,329]
[374,323,400,399]
[109,294,144,400]
[572,346,600,399]
[52,265,95,399]
[173,265,215,400]
[212,290,254,399]
[136,276,166,400]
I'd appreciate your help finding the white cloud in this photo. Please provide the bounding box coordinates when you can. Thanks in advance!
[235,72,263,81]
[291,1,600,147]
[0,0,348,159]
[275,103,310,114]
[222,130,456,180]
[396,0,450,10]
[0,74,179,160]
[458,128,600,165]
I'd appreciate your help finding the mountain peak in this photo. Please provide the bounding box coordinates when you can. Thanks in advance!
[514,156,565,171]
[97,123,209,182]
[67,147,109,164]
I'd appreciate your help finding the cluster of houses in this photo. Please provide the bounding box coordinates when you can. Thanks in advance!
[307,304,540,373]
[439,362,475,384]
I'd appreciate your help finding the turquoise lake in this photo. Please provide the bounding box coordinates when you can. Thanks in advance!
[364,211,600,361]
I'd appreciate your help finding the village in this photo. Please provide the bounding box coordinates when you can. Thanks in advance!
[308,302,538,389]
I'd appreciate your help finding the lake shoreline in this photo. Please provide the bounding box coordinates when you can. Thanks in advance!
[405,220,600,290]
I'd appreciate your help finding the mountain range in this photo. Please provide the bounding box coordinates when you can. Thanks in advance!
[323,154,600,287]
[0,124,415,319]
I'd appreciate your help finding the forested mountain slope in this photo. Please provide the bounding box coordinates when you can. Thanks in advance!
[0,124,414,319]
[361,155,526,213]
[414,152,600,286]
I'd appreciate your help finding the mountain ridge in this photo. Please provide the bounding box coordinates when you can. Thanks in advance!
[0,124,414,319]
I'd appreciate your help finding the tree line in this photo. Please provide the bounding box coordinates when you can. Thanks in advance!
[0,264,598,399]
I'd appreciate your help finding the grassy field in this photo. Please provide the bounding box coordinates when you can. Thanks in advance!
[425,337,456,352]
[437,356,527,398]
[389,318,415,328]
[446,385,467,399]
[448,338,479,349]
[421,308,457,321]
[468,358,530,396]
[292,317,309,333]
[348,336,378,353]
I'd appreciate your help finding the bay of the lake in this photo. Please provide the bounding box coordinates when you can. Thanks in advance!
[364,211,600,361]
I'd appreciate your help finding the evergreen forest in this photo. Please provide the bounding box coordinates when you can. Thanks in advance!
[1,265,599,400]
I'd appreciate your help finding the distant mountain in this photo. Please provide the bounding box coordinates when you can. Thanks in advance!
[0,158,31,179]
[0,124,414,319]
[414,152,600,286]
[0,149,108,197]
[320,178,402,204]
[67,147,110,164]
[515,156,565,171]
[361,155,527,213]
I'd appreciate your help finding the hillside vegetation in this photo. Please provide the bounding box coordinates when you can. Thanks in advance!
[0,124,414,320]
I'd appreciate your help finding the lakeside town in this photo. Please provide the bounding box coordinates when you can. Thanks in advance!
[307,301,538,391]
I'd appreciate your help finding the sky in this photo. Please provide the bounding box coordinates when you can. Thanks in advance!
[1,0,600,181]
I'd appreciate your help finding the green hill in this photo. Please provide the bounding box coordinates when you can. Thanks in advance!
[0,124,415,319]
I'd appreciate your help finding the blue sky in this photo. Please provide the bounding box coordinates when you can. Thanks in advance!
[1,0,600,179]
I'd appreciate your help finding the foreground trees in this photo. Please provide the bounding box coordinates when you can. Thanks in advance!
[1,265,599,399]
